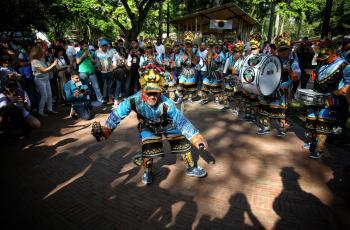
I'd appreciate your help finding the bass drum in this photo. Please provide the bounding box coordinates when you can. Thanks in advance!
[240,54,282,96]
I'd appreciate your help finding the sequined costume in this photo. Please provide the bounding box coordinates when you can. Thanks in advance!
[157,39,177,101]
[201,35,225,104]
[177,32,199,102]
[98,67,207,184]
[257,33,301,136]
[304,41,350,157]
[222,42,244,112]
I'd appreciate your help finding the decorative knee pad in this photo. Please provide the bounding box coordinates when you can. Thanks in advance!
[141,140,164,158]
[168,136,192,154]
[181,151,195,168]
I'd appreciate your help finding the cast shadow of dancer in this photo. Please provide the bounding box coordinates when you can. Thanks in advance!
[273,167,334,230]
[195,192,264,229]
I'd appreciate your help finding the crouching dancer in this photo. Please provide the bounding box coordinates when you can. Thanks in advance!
[91,69,208,185]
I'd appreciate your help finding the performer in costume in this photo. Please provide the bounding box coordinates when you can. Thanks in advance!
[241,34,262,121]
[257,33,301,136]
[304,39,350,159]
[222,42,245,114]
[176,31,199,103]
[196,42,208,99]
[157,38,177,101]
[91,69,208,184]
[139,38,159,74]
[201,34,225,105]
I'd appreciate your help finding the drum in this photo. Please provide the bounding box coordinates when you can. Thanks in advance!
[240,54,282,96]
[295,89,326,106]
[317,58,345,83]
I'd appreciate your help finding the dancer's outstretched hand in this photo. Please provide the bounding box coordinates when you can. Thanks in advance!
[91,121,111,141]
[191,134,208,151]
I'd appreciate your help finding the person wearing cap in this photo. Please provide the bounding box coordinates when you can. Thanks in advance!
[91,68,208,185]
[96,39,115,104]
[222,42,245,114]
[303,38,350,159]
[257,33,301,137]
[200,34,225,106]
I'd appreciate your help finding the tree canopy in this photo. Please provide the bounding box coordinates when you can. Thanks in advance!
[2,0,349,42]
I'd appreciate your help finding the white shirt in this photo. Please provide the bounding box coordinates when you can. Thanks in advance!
[95,49,114,73]
[112,52,125,68]
[155,44,165,55]
[66,45,76,57]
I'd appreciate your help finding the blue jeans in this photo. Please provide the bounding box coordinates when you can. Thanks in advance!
[100,72,114,100]
[72,102,92,120]
[114,69,131,100]
[79,72,103,102]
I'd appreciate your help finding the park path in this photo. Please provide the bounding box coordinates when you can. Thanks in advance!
[3,102,350,230]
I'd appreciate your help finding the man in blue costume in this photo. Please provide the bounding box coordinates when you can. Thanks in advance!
[91,69,208,185]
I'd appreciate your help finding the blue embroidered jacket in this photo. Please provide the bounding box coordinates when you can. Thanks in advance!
[105,91,199,140]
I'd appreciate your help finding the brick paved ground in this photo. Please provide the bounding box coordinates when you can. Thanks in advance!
[2,102,350,230]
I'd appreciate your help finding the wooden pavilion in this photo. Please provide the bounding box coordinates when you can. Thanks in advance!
[173,3,258,43]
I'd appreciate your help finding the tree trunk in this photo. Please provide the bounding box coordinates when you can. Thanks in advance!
[158,0,163,38]
[321,0,333,38]
[166,0,170,37]
[267,3,276,42]
[297,16,302,39]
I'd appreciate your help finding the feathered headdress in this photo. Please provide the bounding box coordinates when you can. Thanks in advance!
[163,37,173,49]
[207,34,217,46]
[144,38,154,48]
[183,31,194,45]
[139,69,165,93]
[234,41,244,53]
[275,32,291,51]
[249,34,262,49]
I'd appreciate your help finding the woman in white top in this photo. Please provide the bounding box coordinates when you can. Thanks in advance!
[30,46,58,116]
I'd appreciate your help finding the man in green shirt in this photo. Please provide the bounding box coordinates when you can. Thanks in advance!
[76,41,104,104]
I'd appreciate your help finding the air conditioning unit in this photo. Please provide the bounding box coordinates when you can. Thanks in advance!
[209,19,233,30]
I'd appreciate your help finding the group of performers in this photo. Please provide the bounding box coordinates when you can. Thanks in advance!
[91,31,350,185]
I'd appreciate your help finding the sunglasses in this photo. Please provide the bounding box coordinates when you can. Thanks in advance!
[145,92,160,97]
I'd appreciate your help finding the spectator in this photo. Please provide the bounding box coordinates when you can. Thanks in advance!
[30,45,58,117]
[64,40,77,70]
[54,46,71,101]
[116,39,127,58]
[155,37,165,54]
[126,39,143,95]
[95,39,114,103]
[64,71,92,120]
[112,47,128,107]
[138,36,144,49]
[0,81,40,137]
[296,37,315,89]
[270,44,277,55]
[262,41,271,54]
[76,40,104,104]
[17,46,38,111]
[0,54,23,91]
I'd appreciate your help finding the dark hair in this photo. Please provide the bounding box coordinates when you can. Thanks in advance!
[5,81,18,92]
[270,44,276,49]
[71,70,79,77]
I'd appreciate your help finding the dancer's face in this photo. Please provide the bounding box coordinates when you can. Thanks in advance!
[145,92,161,106]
